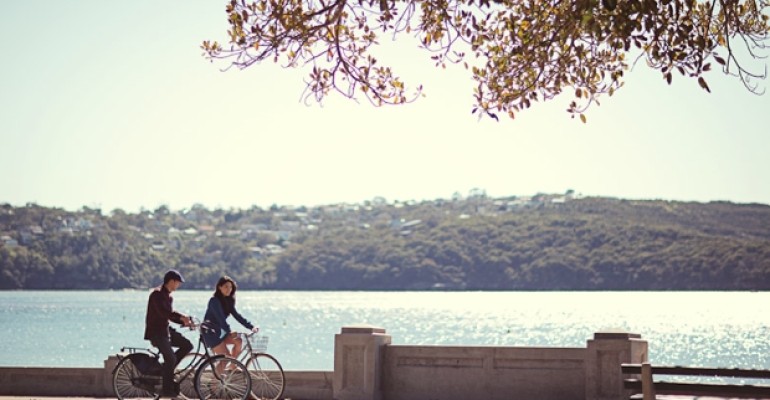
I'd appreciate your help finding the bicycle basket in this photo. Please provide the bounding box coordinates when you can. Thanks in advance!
[249,335,269,352]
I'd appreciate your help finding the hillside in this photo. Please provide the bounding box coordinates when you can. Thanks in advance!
[2,195,769,290]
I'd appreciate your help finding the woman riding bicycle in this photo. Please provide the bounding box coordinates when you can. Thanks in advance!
[202,275,259,359]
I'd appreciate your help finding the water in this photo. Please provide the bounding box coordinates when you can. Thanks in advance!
[0,291,768,371]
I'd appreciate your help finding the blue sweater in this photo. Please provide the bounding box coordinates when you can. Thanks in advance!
[202,296,254,348]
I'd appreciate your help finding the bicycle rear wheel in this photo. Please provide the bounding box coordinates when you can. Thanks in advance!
[176,352,203,399]
[194,356,251,400]
[246,353,285,400]
[113,357,160,400]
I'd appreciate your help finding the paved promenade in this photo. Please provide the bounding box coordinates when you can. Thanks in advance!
[0,396,760,400]
[0,397,115,400]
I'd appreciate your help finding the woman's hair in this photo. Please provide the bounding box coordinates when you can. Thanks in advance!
[213,275,237,315]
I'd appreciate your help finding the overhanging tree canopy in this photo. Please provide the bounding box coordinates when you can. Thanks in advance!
[202,0,770,120]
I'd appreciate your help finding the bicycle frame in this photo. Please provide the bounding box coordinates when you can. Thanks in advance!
[230,331,286,400]
[113,319,232,388]
[115,334,203,380]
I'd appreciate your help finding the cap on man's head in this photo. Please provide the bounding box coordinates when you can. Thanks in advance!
[164,269,185,284]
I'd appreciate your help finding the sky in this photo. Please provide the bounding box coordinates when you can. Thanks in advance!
[1,1,769,213]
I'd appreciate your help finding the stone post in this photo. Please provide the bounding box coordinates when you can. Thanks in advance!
[104,354,121,395]
[333,325,391,400]
[585,331,648,400]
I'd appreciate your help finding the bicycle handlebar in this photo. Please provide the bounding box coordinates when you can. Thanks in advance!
[186,316,201,330]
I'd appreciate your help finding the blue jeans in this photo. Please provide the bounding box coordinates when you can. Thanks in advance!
[149,329,193,394]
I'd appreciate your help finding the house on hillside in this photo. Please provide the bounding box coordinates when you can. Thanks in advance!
[278,220,301,232]
[264,244,284,255]
[249,246,264,259]
[1,235,19,248]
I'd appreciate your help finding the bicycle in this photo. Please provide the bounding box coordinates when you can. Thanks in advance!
[112,317,252,400]
[233,331,286,400]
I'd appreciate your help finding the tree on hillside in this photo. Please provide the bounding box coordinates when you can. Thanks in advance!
[202,0,769,121]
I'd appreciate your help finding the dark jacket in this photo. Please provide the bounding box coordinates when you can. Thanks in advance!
[144,285,184,340]
[202,296,254,348]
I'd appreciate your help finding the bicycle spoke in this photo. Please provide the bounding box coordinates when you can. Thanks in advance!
[114,358,159,400]
[246,353,284,400]
[195,357,251,400]
[176,352,203,399]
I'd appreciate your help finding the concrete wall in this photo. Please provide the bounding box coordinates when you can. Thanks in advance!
[382,345,586,400]
[0,366,112,397]
[0,327,647,400]
[337,326,647,400]
[284,371,333,400]
[0,366,331,399]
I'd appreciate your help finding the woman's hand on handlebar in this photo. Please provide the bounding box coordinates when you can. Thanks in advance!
[251,327,260,334]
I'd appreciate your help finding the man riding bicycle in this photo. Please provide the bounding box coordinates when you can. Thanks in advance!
[144,269,193,399]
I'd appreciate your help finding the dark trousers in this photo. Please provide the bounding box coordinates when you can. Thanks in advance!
[150,329,193,393]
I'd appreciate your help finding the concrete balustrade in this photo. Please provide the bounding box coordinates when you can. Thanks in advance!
[382,344,587,400]
[585,332,648,400]
[0,326,647,399]
[334,325,391,400]
[0,356,119,397]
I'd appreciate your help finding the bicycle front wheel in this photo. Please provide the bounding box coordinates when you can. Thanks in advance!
[194,356,251,400]
[246,353,285,400]
[113,357,159,400]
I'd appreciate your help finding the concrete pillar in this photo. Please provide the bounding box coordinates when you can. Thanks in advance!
[333,325,391,400]
[585,331,648,400]
[104,355,121,394]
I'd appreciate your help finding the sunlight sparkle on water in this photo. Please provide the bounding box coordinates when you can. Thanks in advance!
[1,291,768,370]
